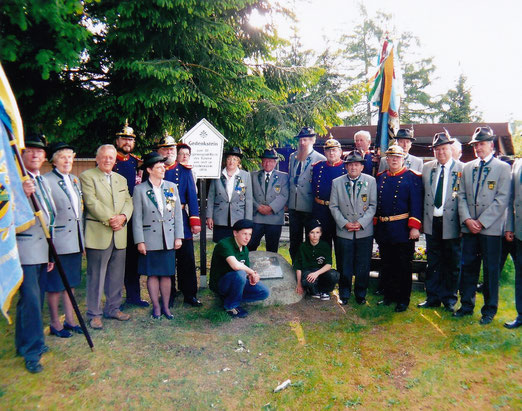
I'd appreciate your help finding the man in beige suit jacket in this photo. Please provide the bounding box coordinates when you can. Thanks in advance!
[80,144,133,329]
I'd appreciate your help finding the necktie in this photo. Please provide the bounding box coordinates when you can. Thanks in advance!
[474,160,485,203]
[294,162,302,186]
[264,173,270,199]
[434,165,444,208]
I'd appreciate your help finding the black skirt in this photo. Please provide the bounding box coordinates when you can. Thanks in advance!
[46,252,82,292]
[138,249,175,276]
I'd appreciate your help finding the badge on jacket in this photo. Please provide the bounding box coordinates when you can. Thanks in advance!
[487,181,495,190]
[274,184,281,194]
[361,194,367,202]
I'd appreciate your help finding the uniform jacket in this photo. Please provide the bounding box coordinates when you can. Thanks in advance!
[288,149,326,212]
[458,156,511,236]
[378,153,424,174]
[16,172,55,265]
[207,169,253,226]
[132,180,184,250]
[44,169,85,254]
[114,152,140,196]
[251,169,289,225]
[164,162,200,238]
[329,173,377,239]
[422,159,464,239]
[80,167,133,250]
[375,167,423,244]
[507,159,522,240]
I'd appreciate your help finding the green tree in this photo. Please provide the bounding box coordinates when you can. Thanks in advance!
[437,74,482,123]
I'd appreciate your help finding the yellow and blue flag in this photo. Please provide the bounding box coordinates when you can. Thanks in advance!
[0,69,35,323]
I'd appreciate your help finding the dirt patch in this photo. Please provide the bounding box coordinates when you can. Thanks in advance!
[389,350,416,390]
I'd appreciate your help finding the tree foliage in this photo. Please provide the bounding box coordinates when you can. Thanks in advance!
[437,74,482,123]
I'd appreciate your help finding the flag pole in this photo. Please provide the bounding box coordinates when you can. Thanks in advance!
[7,130,94,351]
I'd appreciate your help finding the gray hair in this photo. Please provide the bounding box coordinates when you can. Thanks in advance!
[354,130,371,142]
[96,144,117,157]
[50,148,75,164]
[451,139,462,160]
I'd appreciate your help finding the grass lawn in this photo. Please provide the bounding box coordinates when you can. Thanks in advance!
[1,242,521,410]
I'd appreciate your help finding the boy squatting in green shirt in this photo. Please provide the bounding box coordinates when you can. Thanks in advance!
[293,220,340,300]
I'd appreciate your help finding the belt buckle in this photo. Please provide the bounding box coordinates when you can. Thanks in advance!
[383,216,389,222]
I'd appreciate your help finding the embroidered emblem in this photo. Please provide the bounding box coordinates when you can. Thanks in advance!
[361,194,368,202]
[274,184,281,194]
[487,181,495,190]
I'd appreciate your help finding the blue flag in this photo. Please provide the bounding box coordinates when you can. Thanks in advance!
[0,102,35,323]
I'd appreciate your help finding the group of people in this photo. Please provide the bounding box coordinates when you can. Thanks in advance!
[13,122,521,375]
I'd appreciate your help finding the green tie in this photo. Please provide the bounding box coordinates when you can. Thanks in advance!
[434,165,444,208]
[264,173,270,199]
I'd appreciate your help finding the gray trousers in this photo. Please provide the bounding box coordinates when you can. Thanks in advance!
[86,238,126,319]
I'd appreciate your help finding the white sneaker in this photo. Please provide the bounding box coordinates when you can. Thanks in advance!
[320,293,330,301]
[311,293,321,299]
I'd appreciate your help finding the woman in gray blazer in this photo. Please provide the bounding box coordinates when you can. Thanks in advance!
[133,153,184,319]
[206,147,253,242]
[44,142,84,338]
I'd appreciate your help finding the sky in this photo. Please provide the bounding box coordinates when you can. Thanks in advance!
[256,0,522,123]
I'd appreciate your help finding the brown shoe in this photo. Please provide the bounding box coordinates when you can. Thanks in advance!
[110,310,130,321]
[90,317,103,329]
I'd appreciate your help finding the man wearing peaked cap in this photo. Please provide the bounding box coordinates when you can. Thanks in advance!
[113,121,149,308]
[378,128,423,173]
[420,131,464,312]
[288,127,326,262]
[455,125,511,325]
[374,142,423,313]
[248,149,289,253]
[329,151,377,305]
[311,138,347,249]
[153,133,203,307]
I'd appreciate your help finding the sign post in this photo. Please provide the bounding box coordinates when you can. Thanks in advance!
[181,119,227,282]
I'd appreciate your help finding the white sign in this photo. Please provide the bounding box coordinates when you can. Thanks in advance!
[181,118,227,179]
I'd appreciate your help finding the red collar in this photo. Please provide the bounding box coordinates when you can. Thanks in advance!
[116,152,129,161]
[326,160,344,167]
[387,167,407,177]
[165,162,177,171]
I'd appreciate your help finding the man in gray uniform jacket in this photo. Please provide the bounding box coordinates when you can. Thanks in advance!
[248,148,289,253]
[378,128,423,173]
[419,131,464,312]
[329,151,377,305]
[16,134,56,373]
[455,126,511,324]
[504,158,522,328]
[288,126,326,261]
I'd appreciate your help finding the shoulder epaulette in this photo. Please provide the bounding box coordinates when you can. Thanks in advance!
[377,170,386,177]
[180,163,193,169]
[312,160,322,167]
[130,153,142,161]
[409,169,422,177]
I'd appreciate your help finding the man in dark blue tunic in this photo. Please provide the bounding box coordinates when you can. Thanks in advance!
[113,121,148,307]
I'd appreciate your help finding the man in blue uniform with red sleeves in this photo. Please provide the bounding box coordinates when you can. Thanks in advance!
[155,134,203,307]
[113,121,149,307]
[375,143,423,312]
[311,138,346,247]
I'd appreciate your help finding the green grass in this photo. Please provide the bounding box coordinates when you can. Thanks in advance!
[0,244,521,409]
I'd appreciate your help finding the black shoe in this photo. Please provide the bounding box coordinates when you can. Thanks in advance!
[355,297,367,305]
[161,309,174,320]
[340,298,349,305]
[504,318,522,329]
[476,283,484,294]
[453,309,473,318]
[417,300,441,308]
[479,315,493,325]
[63,321,83,334]
[184,297,203,307]
[151,309,161,319]
[25,360,43,374]
[226,307,248,318]
[126,299,150,308]
[395,303,408,313]
[50,325,72,338]
[378,299,393,306]
[443,303,456,313]
[373,289,384,296]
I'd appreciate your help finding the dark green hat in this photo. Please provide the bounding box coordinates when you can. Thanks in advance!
[430,130,454,148]
[344,150,365,164]
[260,149,278,159]
[140,152,167,170]
[48,142,75,160]
[394,128,415,141]
[232,219,254,231]
[295,126,316,139]
[469,126,495,145]
[224,146,243,158]
[25,133,47,149]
